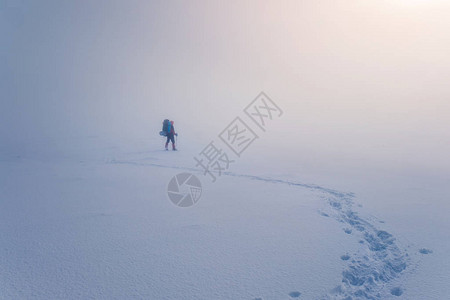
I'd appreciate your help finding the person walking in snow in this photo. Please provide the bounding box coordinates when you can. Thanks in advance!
[162,119,177,151]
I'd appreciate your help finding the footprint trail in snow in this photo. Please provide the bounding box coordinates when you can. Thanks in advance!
[109,158,418,299]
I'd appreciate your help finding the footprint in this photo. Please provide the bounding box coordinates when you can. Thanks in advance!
[341,254,350,261]
[253,298,263,300]
[391,287,403,296]
[355,225,365,232]
[344,228,352,234]
[419,248,433,254]
[289,291,301,298]
[329,201,341,209]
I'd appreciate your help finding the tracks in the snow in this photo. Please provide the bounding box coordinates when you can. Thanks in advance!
[108,159,410,299]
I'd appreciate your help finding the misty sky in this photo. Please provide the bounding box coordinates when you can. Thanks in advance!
[2,0,450,172]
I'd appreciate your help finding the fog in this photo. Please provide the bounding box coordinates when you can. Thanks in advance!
[2,0,450,174]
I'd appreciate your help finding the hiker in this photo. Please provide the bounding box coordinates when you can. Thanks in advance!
[162,119,177,150]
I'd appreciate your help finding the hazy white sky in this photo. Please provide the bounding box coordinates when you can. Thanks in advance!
[2,0,450,171]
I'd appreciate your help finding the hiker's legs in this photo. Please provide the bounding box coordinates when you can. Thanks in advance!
[165,134,175,150]
[165,135,170,149]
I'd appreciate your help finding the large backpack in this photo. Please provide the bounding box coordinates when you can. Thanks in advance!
[162,119,170,134]
[159,119,172,136]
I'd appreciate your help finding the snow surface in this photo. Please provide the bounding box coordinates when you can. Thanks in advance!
[1,135,448,299]
[3,0,450,299]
